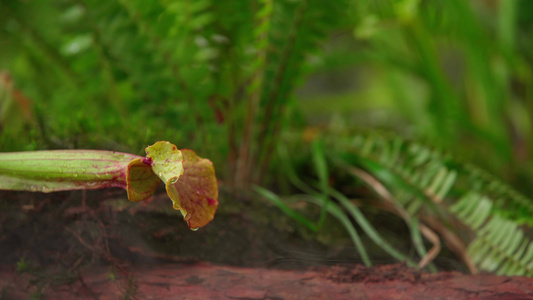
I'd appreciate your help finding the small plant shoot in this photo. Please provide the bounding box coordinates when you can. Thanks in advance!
[0,141,218,230]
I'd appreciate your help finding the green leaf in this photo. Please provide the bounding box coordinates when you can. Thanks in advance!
[254,186,317,232]
[329,187,416,265]
[302,194,372,266]
[312,139,330,228]
[312,139,328,194]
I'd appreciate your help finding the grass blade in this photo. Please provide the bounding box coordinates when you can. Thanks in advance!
[254,186,318,232]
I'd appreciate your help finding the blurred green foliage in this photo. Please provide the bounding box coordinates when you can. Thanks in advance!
[296,0,533,190]
[0,0,347,185]
[1,0,533,188]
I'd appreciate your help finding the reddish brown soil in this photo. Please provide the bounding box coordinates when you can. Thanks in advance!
[1,262,532,299]
[1,190,533,299]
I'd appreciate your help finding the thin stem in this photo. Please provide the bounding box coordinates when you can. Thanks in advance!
[256,0,310,180]
[329,188,417,266]
[235,0,273,186]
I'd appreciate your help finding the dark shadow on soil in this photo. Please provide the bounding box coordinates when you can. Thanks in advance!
[0,187,483,298]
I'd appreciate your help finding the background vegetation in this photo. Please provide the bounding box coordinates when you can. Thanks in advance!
[2,0,533,276]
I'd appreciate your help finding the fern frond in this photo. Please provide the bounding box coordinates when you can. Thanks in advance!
[332,131,533,275]
[450,193,533,276]
[255,0,351,177]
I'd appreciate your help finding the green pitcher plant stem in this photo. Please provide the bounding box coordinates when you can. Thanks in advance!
[0,141,218,230]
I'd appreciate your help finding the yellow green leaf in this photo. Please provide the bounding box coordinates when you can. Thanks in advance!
[0,141,219,229]
[126,158,161,202]
[166,149,218,230]
[144,141,184,184]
